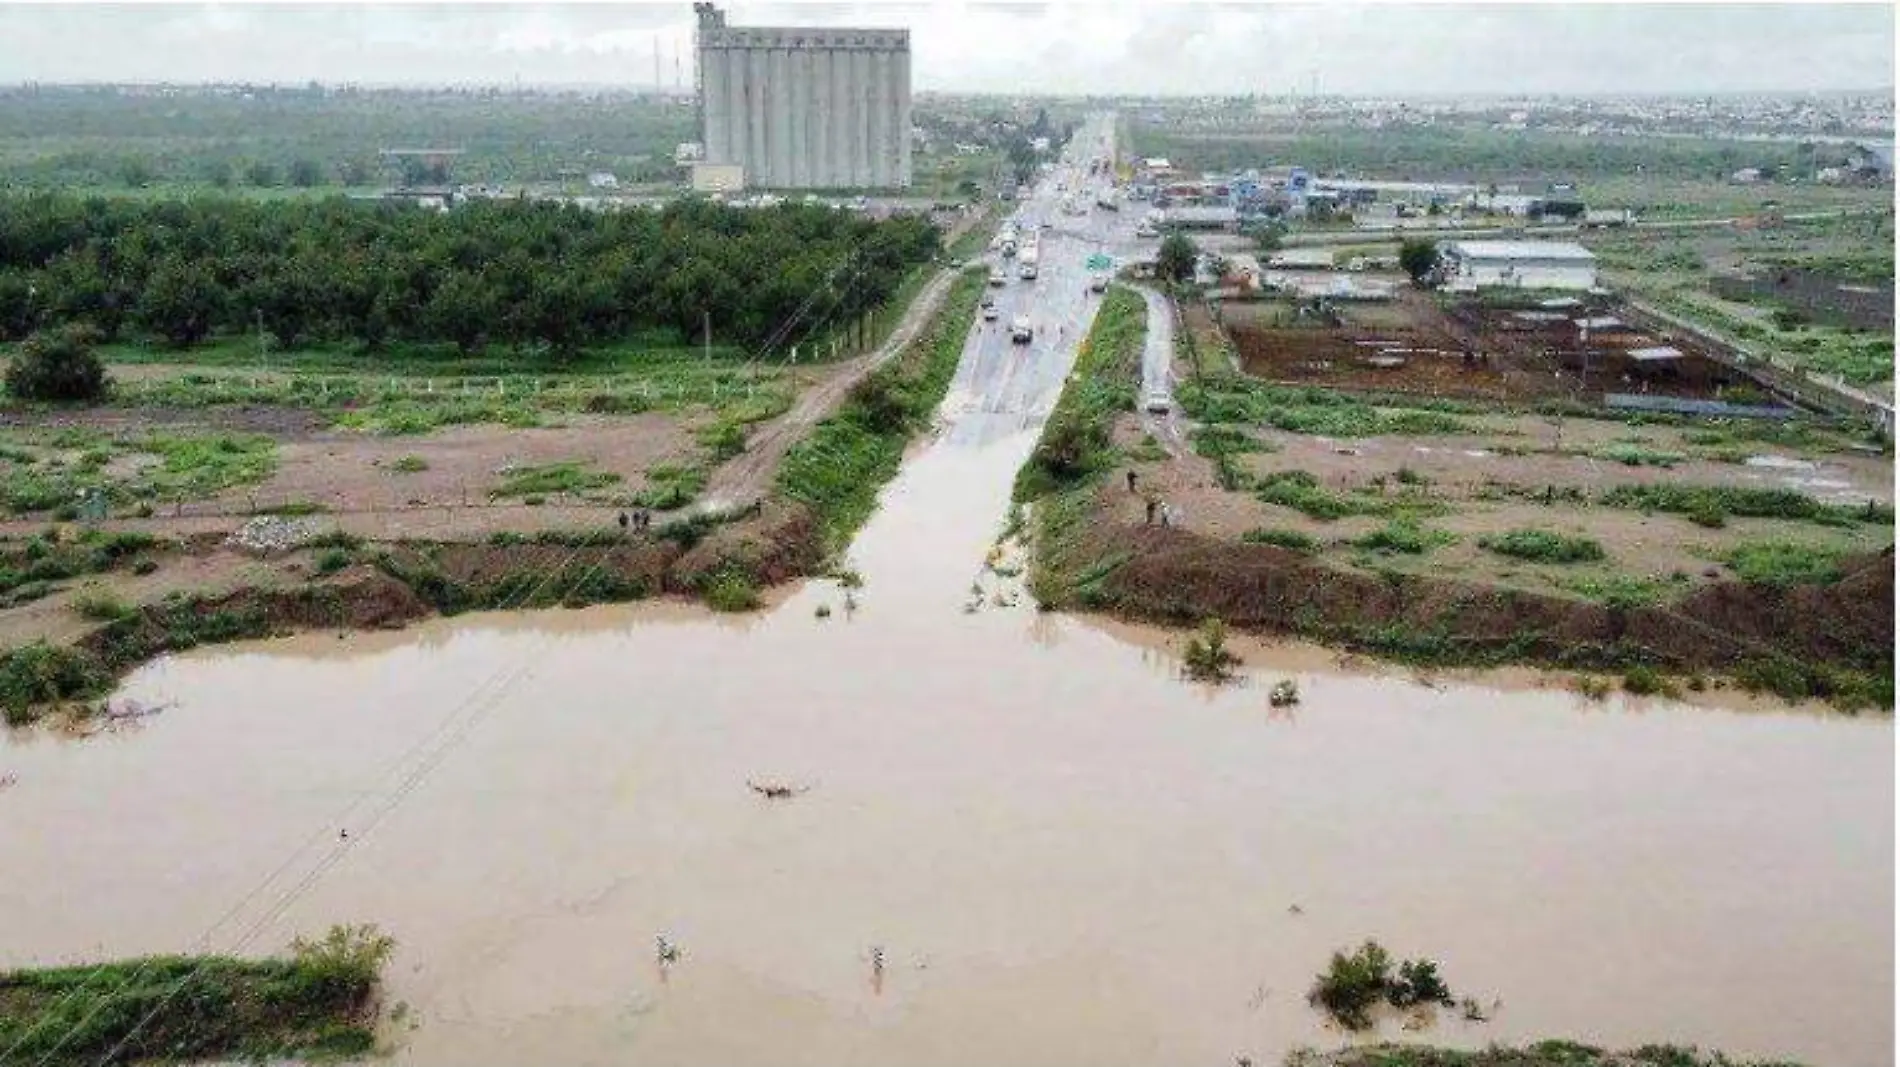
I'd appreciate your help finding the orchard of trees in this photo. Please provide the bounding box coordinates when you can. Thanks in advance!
[0,194,941,360]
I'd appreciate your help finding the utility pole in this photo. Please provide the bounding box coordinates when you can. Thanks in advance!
[703,310,712,363]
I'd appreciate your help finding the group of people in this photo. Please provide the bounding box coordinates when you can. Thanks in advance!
[617,510,654,532]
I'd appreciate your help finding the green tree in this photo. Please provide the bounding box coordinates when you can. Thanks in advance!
[138,257,223,347]
[245,161,280,188]
[337,158,371,187]
[1399,239,1440,285]
[6,324,109,402]
[204,159,235,189]
[1157,233,1199,284]
[119,157,155,189]
[287,159,324,188]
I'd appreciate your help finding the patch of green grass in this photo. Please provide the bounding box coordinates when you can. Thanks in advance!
[139,433,278,497]
[1014,286,1146,501]
[1549,572,1682,609]
[1479,529,1608,564]
[1599,483,1886,528]
[489,461,621,500]
[388,455,430,473]
[70,589,134,621]
[0,923,392,1066]
[1178,374,1472,438]
[1351,518,1454,556]
[697,419,747,463]
[251,499,327,517]
[1594,442,1687,468]
[1734,656,1893,712]
[1722,540,1848,586]
[1192,425,1273,490]
[1241,527,1318,551]
[1297,1040,1817,1066]
[1255,470,1384,521]
[630,463,708,511]
[1127,434,1169,463]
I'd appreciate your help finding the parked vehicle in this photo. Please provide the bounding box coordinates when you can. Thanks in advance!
[1143,390,1171,414]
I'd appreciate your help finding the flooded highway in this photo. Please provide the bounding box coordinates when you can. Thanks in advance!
[0,118,1892,1067]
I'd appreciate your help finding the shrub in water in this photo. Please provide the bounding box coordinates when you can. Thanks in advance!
[1183,617,1241,682]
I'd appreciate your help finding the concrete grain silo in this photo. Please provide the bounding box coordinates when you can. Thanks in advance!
[693,3,912,191]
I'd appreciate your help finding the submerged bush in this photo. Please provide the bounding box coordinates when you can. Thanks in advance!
[1182,617,1241,682]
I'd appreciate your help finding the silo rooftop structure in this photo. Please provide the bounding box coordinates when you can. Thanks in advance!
[694,3,913,190]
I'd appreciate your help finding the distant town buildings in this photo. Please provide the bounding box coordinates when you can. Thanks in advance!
[1437,240,1599,292]
[693,3,913,191]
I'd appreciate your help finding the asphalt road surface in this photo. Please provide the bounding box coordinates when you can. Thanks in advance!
[941,113,1171,448]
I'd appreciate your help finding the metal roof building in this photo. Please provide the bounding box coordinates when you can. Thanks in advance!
[1437,240,1598,291]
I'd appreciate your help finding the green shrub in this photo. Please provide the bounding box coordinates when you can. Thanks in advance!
[1256,470,1372,521]
[698,420,747,462]
[1353,519,1451,555]
[313,548,352,576]
[1241,528,1317,551]
[6,325,110,402]
[1723,541,1846,586]
[1308,941,1393,1031]
[1308,940,1461,1030]
[1622,665,1674,697]
[71,589,133,621]
[131,559,158,575]
[0,641,109,724]
[1479,529,1607,564]
[1182,617,1241,681]
[702,568,761,612]
[388,455,429,473]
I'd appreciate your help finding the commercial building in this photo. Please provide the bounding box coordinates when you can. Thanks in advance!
[694,3,912,190]
[1436,240,1598,291]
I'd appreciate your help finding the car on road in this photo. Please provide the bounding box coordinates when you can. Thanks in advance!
[1089,274,1109,293]
[980,296,1000,321]
[1009,316,1033,343]
[1142,389,1171,414]
[988,269,1007,287]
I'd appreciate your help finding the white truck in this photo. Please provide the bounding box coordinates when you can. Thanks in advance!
[1009,316,1033,343]
[1018,245,1040,280]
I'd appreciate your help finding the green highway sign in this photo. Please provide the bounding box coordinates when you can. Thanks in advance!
[1086,253,1113,271]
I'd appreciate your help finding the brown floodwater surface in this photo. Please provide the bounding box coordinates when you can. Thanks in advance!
[0,142,1892,1065]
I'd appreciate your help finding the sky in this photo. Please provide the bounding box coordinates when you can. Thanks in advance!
[0,2,1892,97]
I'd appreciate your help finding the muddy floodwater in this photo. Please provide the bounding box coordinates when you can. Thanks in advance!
[1,138,1893,1066]
[3,424,1892,1067]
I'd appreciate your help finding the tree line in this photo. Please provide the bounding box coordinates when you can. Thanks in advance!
[1126,123,1839,184]
[0,85,696,189]
[0,194,941,360]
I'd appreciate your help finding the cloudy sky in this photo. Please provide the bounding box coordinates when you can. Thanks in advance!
[0,3,1891,96]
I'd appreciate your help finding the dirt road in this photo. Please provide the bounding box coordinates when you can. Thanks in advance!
[695,267,963,516]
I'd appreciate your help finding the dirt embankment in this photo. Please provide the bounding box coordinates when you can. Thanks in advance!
[1041,479,1894,679]
[9,500,825,722]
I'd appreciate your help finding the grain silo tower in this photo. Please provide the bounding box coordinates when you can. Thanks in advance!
[693,3,912,191]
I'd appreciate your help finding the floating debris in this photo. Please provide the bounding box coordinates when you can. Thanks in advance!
[748,779,810,800]
[1269,680,1300,707]
[655,935,681,965]
[0,772,17,792]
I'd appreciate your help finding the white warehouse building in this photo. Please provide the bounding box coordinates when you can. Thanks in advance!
[694,3,912,191]
[1437,240,1599,291]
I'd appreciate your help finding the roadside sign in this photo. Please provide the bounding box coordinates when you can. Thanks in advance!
[1086,253,1113,271]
